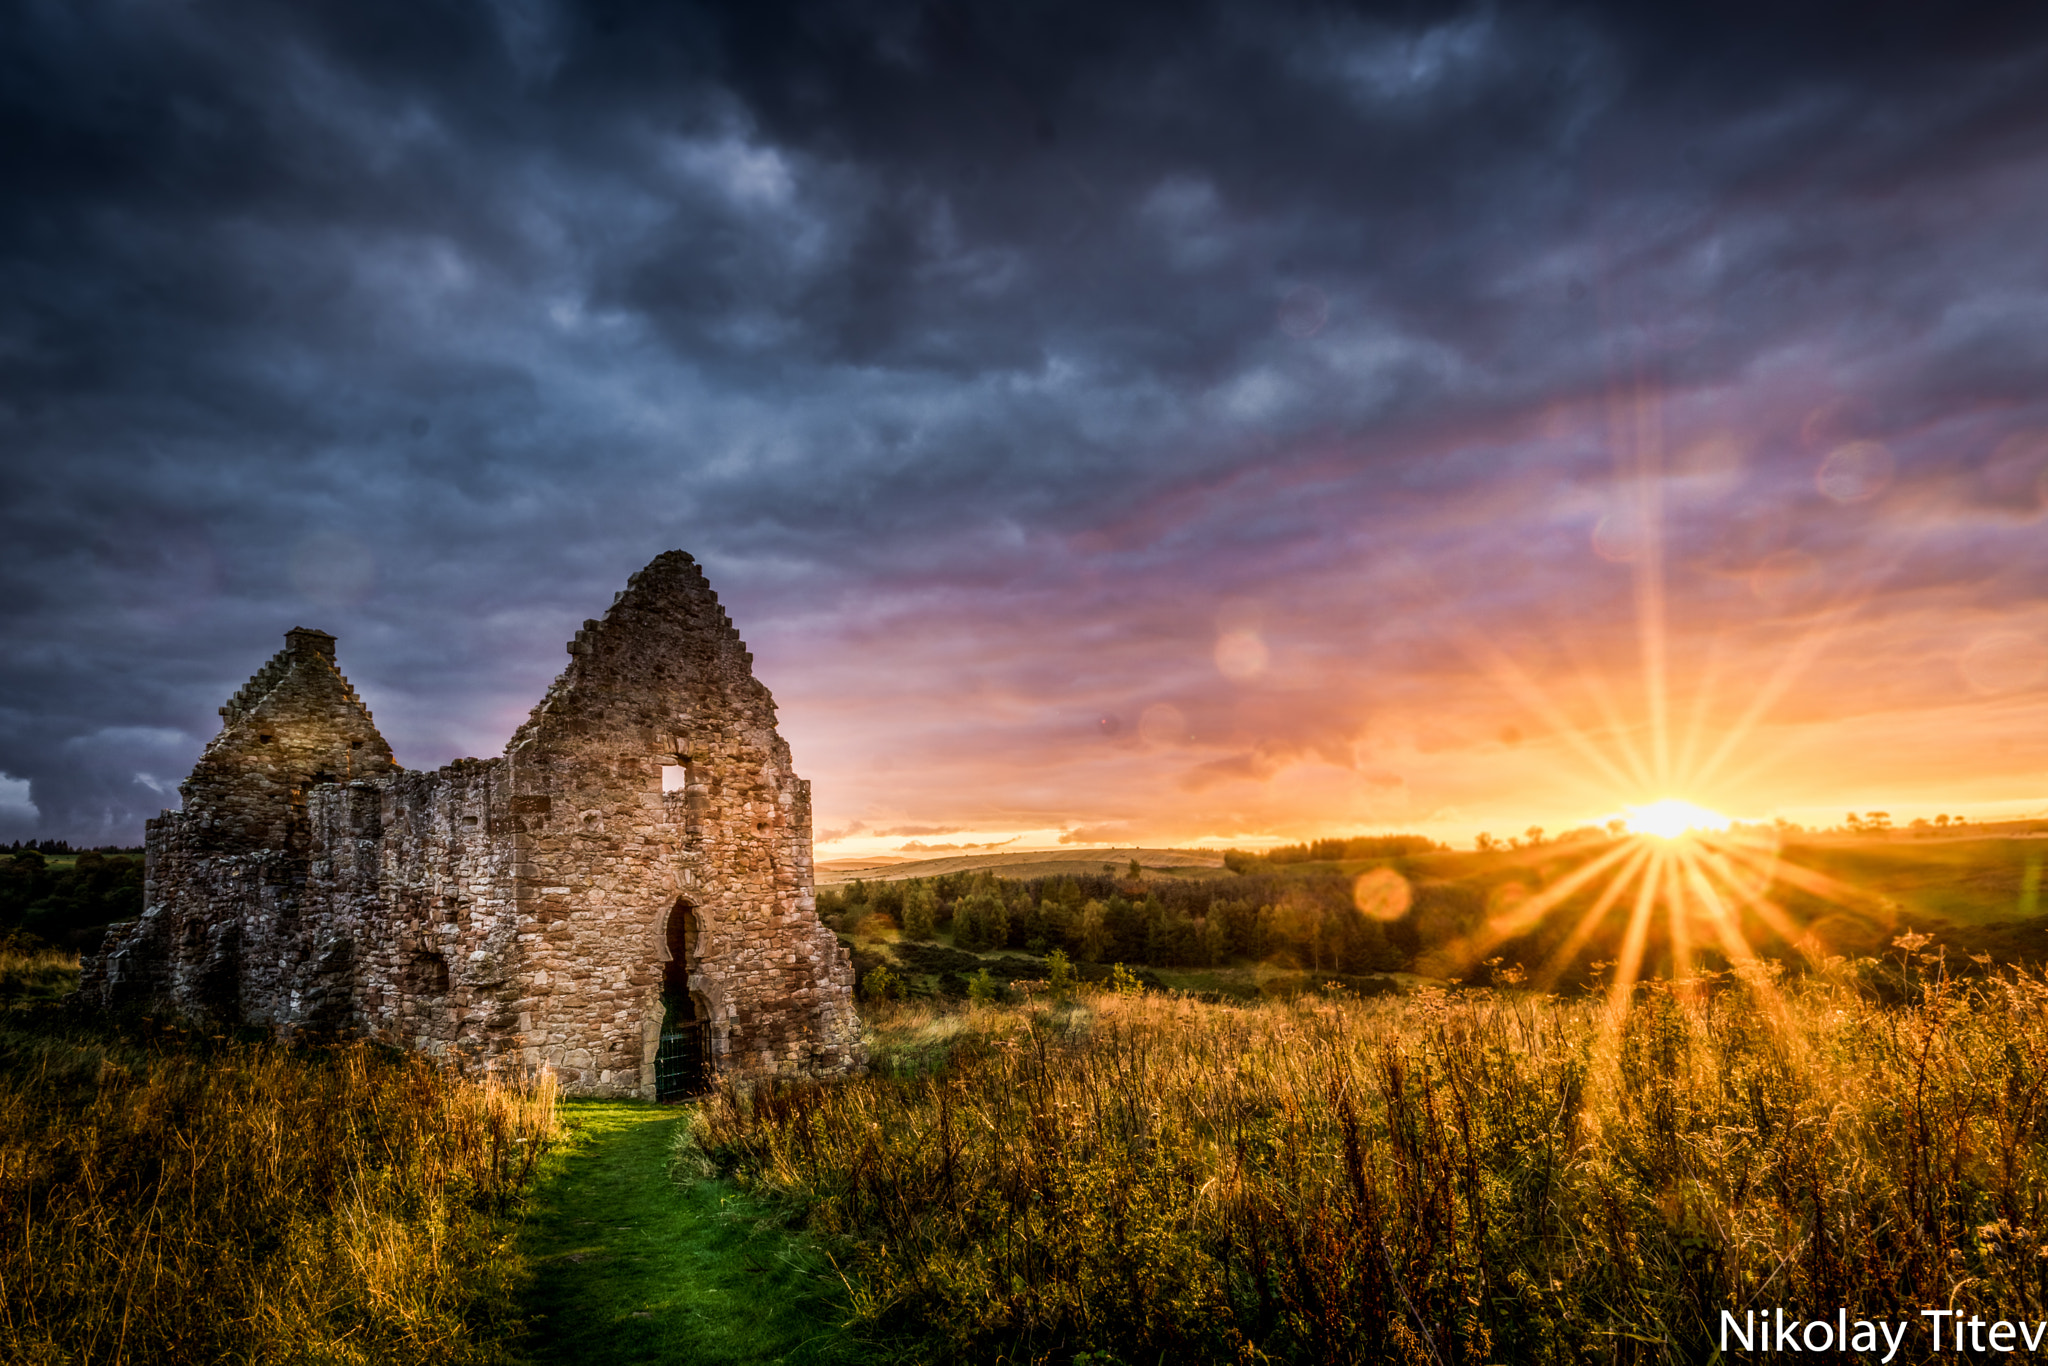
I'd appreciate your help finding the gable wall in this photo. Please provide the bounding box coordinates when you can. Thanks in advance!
[183,628,396,855]
[500,551,862,1094]
[87,629,398,1022]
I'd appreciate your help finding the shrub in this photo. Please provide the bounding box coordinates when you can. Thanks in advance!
[964,967,1001,1004]
[1045,948,1077,1003]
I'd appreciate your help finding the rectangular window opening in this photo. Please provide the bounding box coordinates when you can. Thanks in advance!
[661,764,688,793]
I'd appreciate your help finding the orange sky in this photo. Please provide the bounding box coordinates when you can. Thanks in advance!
[770,389,2048,858]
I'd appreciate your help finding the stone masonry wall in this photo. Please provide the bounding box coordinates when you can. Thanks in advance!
[301,761,524,1071]
[183,627,396,855]
[83,551,864,1098]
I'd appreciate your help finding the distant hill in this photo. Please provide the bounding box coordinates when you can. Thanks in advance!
[815,846,1227,886]
[815,857,917,876]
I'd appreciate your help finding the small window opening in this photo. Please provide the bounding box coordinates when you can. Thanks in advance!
[413,950,450,994]
[258,734,273,744]
[661,764,688,793]
[349,739,363,750]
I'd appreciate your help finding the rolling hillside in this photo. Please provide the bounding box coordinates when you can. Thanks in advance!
[816,846,1228,886]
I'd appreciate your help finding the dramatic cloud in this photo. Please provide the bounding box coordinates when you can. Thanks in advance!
[4,0,2048,850]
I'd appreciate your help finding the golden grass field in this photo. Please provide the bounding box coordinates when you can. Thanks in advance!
[0,949,558,1366]
[11,826,2048,1365]
[697,955,2048,1363]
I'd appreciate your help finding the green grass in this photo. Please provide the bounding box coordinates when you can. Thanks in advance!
[514,1100,877,1366]
[0,963,876,1365]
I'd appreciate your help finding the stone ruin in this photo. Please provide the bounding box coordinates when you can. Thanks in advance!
[82,550,865,1096]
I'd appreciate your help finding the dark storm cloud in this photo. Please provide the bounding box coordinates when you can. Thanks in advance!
[4,0,2048,844]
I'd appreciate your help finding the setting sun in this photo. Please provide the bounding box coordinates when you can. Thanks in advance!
[1624,798,1733,840]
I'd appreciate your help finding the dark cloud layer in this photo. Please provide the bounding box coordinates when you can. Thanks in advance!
[5,0,2048,846]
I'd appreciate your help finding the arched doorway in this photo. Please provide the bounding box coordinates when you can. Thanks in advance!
[654,901,712,1100]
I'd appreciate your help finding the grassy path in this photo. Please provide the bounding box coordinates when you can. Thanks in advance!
[515,1100,875,1366]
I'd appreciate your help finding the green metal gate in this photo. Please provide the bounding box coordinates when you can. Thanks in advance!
[655,1020,710,1101]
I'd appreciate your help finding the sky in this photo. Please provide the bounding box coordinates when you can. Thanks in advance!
[4,0,2048,856]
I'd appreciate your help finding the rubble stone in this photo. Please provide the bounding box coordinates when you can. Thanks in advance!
[81,551,864,1094]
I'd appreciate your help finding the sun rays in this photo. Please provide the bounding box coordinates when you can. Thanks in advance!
[1446,827,1798,999]
[1422,381,1911,1021]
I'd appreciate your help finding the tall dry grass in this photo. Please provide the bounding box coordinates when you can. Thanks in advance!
[0,988,557,1365]
[697,965,2048,1363]
[0,942,77,1004]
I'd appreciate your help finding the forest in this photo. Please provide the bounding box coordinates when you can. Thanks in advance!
[820,865,1416,978]
[0,848,143,952]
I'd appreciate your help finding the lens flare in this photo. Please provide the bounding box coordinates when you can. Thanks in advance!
[1624,798,1731,840]
[1352,867,1412,921]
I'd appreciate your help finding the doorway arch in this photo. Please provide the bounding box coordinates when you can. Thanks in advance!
[655,900,712,1099]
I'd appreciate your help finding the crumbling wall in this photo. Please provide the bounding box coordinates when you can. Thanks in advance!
[86,627,398,1025]
[299,761,524,1069]
[182,627,396,854]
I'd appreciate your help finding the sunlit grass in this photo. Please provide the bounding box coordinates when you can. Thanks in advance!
[699,969,2048,1363]
[0,942,77,1003]
[0,947,558,1365]
[517,1101,872,1366]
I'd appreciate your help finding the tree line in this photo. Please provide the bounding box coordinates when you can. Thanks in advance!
[4,840,144,855]
[817,866,1487,977]
[1220,834,1440,871]
[1,848,144,952]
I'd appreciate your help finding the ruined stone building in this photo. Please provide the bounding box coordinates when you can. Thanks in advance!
[83,551,864,1097]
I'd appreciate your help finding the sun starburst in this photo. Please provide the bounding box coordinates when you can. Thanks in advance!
[1624,798,1731,840]
[1408,376,1892,1022]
